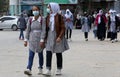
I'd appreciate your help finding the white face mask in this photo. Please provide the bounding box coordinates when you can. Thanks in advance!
[46,8,50,13]
[32,11,39,16]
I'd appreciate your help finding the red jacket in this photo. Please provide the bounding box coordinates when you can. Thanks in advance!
[95,14,107,26]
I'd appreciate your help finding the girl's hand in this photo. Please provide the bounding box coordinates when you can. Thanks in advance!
[56,37,61,43]
[24,41,27,47]
[40,42,45,48]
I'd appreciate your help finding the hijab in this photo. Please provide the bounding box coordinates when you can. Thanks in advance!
[109,10,116,22]
[48,2,60,31]
[98,10,103,24]
[65,9,72,19]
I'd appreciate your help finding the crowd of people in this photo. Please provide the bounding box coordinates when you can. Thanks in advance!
[17,2,120,76]
[75,9,120,43]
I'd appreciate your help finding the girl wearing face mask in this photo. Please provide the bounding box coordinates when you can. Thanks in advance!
[44,2,69,76]
[95,10,107,41]
[24,6,46,75]
[108,10,119,43]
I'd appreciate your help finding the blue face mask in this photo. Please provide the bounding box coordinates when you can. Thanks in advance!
[32,11,39,16]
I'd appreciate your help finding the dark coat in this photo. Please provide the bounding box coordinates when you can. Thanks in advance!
[17,17,26,29]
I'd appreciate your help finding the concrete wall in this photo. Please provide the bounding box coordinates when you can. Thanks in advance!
[9,0,19,15]
[114,0,120,13]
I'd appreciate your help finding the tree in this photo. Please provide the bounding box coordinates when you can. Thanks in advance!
[0,0,9,15]
[0,0,4,12]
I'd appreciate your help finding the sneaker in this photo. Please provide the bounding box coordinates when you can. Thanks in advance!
[85,38,88,41]
[111,40,115,43]
[56,69,62,75]
[115,39,118,42]
[43,69,51,76]
[38,68,43,75]
[24,69,32,75]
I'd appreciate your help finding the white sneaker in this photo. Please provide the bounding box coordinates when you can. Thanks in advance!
[24,69,32,75]
[38,68,43,75]
[69,38,72,41]
[115,39,118,42]
[43,69,51,76]
[111,40,115,43]
[56,69,62,75]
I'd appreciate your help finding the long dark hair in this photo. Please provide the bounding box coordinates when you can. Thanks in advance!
[27,6,41,17]
[33,5,40,10]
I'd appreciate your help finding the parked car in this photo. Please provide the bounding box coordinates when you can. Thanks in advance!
[0,16,19,31]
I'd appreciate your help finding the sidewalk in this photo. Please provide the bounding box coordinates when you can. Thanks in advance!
[0,30,120,77]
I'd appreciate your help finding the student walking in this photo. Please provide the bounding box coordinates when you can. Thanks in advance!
[17,14,26,40]
[44,2,69,76]
[95,10,107,41]
[108,10,119,43]
[24,6,46,75]
[64,9,74,41]
[81,12,90,41]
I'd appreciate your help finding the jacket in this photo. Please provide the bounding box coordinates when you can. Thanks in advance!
[46,13,65,39]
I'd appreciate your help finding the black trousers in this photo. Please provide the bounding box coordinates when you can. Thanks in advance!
[66,29,72,39]
[46,51,63,70]
[111,32,117,40]
[84,32,88,39]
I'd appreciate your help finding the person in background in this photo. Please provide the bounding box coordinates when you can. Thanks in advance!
[17,14,26,40]
[44,2,69,76]
[81,12,90,41]
[106,11,111,39]
[75,13,82,29]
[95,10,107,41]
[108,10,119,43]
[24,6,46,75]
[64,9,74,41]
[92,11,98,38]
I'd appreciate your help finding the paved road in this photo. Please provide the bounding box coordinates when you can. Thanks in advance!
[1,29,120,77]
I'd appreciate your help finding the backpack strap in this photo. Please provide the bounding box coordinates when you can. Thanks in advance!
[29,17,32,26]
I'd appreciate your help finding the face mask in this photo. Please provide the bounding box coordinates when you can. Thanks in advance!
[46,8,50,13]
[32,11,39,16]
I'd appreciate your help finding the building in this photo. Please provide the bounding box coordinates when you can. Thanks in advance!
[9,0,43,16]
[9,0,19,15]
[43,0,78,16]
[114,0,120,13]
[76,0,117,15]
[9,0,120,16]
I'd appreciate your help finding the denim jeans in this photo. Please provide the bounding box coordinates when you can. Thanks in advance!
[27,49,43,70]
[46,51,62,70]
[19,29,24,39]
[93,30,97,38]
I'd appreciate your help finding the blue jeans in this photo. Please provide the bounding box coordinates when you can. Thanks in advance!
[27,49,43,70]
[19,29,24,39]
[93,30,97,38]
